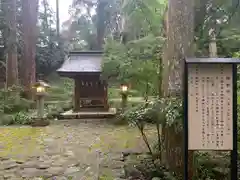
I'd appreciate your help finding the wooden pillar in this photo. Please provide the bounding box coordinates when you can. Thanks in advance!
[74,78,80,111]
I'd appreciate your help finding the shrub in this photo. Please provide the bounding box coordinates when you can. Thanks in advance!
[45,101,72,119]
[119,98,183,125]
[0,87,34,114]
[0,114,14,125]
[0,112,32,125]
[12,112,33,125]
[3,98,33,114]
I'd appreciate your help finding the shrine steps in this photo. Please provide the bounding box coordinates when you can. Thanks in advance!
[58,108,117,120]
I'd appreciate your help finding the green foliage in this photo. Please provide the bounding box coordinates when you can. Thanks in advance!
[0,112,32,125]
[36,0,64,76]
[12,111,32,125]
[122,0,166,37]
[121,97,183,129]
[103,35,164,96]
[194,152,230,180]
[0,87,33,114]
[45,101,72,119]
[194,0,240,57]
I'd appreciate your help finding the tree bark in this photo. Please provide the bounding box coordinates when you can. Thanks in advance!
[161,6,169,97]
[162,0,195,178]
[5,0,19,88]
[21,0,39,98]
[167,0,194,95]
[56,0,60,38]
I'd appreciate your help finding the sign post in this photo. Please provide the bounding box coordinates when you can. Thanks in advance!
[184,58,239,180]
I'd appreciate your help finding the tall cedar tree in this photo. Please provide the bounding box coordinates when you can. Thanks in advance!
[162,0,195,178]
[4,0,19,87]
[21,0,39,98]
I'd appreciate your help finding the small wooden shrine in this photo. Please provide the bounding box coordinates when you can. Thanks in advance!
[57,51,108,112]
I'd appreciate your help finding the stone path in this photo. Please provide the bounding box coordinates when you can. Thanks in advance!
[0,120,156,180]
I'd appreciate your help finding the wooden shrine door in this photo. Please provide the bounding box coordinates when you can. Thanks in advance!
[76,74,108,110]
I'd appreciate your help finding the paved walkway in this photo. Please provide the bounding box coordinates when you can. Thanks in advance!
[0,120,156,180]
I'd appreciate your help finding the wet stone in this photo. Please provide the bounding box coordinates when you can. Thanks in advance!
[64,151,75,157]
[37,161,52,169]
[15,159,25,164]
[20,168,43,178]
[2,160,18,170]
[46,166,64,176]
[0,157,9,161]
[52,158,68,167]
[21,161,38,168]
[3,173,16,179]
[64,166,80,175]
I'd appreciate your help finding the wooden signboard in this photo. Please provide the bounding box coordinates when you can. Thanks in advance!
[188,64,233,150]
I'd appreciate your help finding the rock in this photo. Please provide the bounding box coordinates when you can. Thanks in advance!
[15,159,25,164]
[52,158,68,166]
[37,161,52,169]
[20,168,43,178]
[64,167,80,175]
[46,166,64,176]
[21,161,38,168]
[67,161,80,167]
[64,151,74,157]
[3,173,16,179]
[31,119,50,127]
[2,160,18,170]
[0,157,9,161]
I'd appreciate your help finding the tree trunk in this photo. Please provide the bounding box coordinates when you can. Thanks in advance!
[5,0,18,88]
[162,0,195,178]
[96,0,108,49]
[56,0,60,39]
[161,6,170,97]
[167,0,194,96]
[21,0,39,99]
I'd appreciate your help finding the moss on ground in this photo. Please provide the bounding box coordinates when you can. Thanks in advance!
[0,127,47,158]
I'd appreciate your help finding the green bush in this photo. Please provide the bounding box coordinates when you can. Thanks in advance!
[45,101,72,119]
[119,98,183,126]
[3,98,33,114]
[0,112,32,125]
[12,112,33,125]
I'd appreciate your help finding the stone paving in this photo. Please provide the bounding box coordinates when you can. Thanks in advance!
[0,120,156,180]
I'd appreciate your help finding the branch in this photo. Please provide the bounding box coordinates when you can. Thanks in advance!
[216,0,240,37]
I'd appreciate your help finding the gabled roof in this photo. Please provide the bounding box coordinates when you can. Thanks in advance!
[57,51,103,73]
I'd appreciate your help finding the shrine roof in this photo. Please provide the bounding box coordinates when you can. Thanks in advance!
[57,51,103,74]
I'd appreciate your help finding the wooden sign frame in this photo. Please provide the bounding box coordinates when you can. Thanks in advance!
[184,58,239,180]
